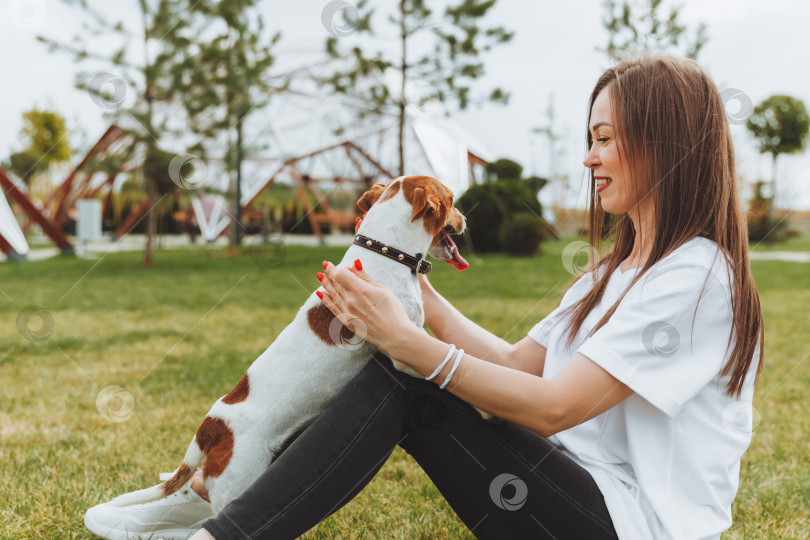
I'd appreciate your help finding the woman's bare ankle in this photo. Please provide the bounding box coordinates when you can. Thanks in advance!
[190,469,211,502]
[188,529,216,540]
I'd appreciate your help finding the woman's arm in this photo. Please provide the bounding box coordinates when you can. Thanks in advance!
[388,328,633,436]
[420,275,546,377]
[317,262,626,435]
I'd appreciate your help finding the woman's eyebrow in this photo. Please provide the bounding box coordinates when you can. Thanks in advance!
[589,121,613,133]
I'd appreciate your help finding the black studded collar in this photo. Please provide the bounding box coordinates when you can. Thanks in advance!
[353,234,432,275]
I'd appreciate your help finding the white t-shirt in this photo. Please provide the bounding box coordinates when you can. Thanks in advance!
[528,236,760,540]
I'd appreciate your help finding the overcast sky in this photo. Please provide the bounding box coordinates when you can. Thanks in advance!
[2,0,809,209]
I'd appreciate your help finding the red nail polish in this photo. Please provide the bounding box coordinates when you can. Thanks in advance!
[317,272,324,281]
[354,259,363,271]
[316,291,323,299]
[322,261,328,269]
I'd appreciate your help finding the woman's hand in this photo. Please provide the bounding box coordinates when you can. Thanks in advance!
[316,259,416,356]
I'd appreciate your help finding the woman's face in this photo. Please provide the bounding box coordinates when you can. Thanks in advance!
[583,87,643,215]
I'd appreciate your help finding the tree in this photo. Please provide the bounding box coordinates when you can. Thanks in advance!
[322,0,513,175]
[173,0,280,247]
[38,0,197,267]
[600,0,708,63]
[3,109,72,186]
[745,95,810,219]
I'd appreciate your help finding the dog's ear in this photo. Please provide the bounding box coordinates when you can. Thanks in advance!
[409,187,439,223]
[357,183,388,213]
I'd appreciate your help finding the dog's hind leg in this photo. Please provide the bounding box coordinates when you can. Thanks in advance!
[110,436,203,506]
[207,443,272,515]
[272,421,313,462]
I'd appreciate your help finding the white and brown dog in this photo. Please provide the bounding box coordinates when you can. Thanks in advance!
[110,175,477,514]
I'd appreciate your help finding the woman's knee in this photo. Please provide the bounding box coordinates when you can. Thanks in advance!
[369,352,489,450]
[399,379,490,455]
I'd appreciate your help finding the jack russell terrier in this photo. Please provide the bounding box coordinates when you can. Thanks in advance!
[110,175,488,515]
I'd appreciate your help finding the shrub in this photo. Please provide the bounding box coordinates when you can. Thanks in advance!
[499,212,544,256]
[456,178,545,254]
[485,158,523,181]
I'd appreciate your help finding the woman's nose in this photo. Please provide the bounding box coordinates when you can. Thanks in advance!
[583,150,599,169]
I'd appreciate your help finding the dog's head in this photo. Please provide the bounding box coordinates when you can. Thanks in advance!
[357,175,469,271]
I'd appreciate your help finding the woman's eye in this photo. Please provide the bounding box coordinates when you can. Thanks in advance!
[596,137,610,143]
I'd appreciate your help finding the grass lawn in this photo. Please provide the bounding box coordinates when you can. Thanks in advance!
[748,233,810,253]
[0,235,808,538]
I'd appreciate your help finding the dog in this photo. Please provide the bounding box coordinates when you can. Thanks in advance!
[110,175,484,514]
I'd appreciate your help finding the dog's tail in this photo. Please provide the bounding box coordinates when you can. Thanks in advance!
[109,436,204,507]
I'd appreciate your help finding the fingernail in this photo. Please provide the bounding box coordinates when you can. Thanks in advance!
[354,259,363,271]
[322,261,328,269]
[316,291,323,299]
[317,272,324,281]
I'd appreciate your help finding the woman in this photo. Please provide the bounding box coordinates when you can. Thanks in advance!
[88,53,764,539]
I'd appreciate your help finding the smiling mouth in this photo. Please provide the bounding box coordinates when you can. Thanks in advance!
[440,225,469,271]
[595,177,612,192]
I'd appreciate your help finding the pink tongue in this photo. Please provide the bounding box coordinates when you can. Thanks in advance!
[447,242,469,271]
[440,229,469,271]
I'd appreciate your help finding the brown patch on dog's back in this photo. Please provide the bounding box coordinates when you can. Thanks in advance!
[222,373,250,404]
[307,304,355,346]
[161,463,193,496]
[196,417,234,479]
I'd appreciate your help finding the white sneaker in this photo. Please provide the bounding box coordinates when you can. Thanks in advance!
[84,473,213,540]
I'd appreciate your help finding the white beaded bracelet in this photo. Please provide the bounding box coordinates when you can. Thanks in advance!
[425,344,456,381]
[440,348,464,389]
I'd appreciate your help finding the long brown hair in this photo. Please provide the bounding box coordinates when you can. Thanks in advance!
[557,53,763,398]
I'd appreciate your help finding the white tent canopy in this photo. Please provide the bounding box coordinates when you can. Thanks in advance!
[0,189,29,255]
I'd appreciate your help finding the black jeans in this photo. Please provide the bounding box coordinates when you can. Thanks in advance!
[202,353,618,540]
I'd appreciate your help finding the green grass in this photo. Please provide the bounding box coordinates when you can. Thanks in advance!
[748,233,810,253]
[0,236,808,538]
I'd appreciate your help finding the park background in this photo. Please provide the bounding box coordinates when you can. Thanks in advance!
[1,0,809,537]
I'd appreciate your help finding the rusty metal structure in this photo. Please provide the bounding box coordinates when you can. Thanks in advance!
[1,54,493,255]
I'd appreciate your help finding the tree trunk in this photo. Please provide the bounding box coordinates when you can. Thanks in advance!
[143,175,157,267]
[141,9,155,267]
[767,152,777,245]
[397,0,406,177]
[226,26,239,254]
[771,152,778,210]
[234,114,244,246]
[236,25,245,247]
